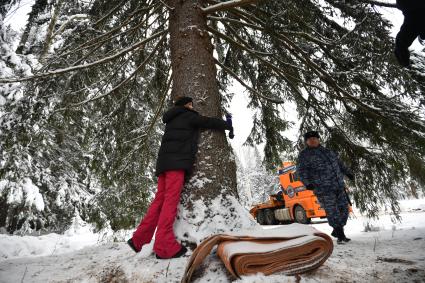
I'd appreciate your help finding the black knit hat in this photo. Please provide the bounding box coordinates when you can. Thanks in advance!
[303,131,320,141]
[174,96,193,106]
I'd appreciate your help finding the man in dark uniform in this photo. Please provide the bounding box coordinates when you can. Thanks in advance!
[394,0,425,67]
[297,131,354,244]
[127,96,233,258]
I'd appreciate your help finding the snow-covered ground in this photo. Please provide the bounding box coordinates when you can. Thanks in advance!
[0,199,424,283]
[0,214,111,261]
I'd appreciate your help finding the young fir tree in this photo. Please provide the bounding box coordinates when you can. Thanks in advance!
[1,0,424,235]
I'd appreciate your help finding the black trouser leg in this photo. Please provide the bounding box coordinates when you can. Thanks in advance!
[395,17,421,66]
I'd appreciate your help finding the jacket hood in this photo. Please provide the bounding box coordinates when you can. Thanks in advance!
[162,106,198,123]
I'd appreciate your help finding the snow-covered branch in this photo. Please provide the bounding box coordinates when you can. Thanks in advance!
[119,70,172,171]
[202,0,259,14]
[66,35,167,107]
[52,14,89,41]
[357,0,397,8]
[0,29,168,84]
[48,4,162,67]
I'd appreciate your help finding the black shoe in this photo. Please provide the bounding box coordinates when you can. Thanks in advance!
[342,237,351,242]
[333,227,346,244]
[156,246,188,259]
[340,227,351,242]
[127,238,140,253]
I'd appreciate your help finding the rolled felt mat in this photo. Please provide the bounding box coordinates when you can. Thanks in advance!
[181,224,333,283]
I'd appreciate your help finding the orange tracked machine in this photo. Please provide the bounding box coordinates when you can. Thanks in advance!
[250,161,331,225]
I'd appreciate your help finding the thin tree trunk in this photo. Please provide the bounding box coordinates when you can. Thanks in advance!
[16,0,48,54]
[167,0,252,244]
[40,0,64,60]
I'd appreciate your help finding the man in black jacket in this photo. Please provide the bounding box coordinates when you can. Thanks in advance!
[394,0,425,67]
[127,96,232,259]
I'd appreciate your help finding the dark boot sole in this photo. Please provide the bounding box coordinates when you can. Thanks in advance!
[156,246,187,259]
[127,239,140,253]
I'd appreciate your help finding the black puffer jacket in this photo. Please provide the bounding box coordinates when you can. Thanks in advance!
[155,106,232,177]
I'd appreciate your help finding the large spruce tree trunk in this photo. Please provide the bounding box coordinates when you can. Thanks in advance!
[167,0,255,245]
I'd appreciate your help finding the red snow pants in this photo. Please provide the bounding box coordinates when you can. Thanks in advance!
[132,170,185,258]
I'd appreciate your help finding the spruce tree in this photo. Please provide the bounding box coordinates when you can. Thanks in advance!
[0,0,424,235]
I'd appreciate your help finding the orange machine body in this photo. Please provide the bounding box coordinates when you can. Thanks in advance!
[249,161,351,224]
[277,161,326,220]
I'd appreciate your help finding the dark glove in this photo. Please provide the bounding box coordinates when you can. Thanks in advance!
[346,173,355,181]
[306,184,315,191]
[225,114,234,139]
[229,127,234,139]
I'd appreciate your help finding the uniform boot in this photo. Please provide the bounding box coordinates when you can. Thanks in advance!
[331,228,338,238]
[334,227,345,245]
[341,227,351,242]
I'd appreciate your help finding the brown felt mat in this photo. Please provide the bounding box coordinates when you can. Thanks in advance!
[181,224,333,283]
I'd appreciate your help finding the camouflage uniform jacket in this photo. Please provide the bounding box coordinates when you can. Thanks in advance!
[297,145,351,195]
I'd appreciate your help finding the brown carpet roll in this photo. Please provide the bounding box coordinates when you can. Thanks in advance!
[181,224,333,283]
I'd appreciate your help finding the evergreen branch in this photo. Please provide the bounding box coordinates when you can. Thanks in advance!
[216,14,388,120]
[292,86,354,145]
[210,15,333,46]
[0,29,168,84]
[59,54,135,99]
[93,0,130,27]
[213,24,316,91]
[68,10,166,67]
[271,31,401,118]
[202,0,259,14]
[51,14,89,42]
[221,22,273,56]
[215,59,284,104]
[208,27,297,92]
[68,35,167,107]
[210,25,398,134]
[356,0,397,8]
[208,15,261,30]
[298,95,312,135]
[211,24,271,57]
[238,4,343,42]
[120,69,172,170]
[48,4,160,65]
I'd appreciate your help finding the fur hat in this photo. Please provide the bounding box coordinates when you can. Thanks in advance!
[174,96,193,106]
[303,131,320,141]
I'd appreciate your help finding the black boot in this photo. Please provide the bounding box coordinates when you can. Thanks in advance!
[127,238,140,253]
[334,227,345,245]
[331,228,338,238]
[156,245,188,259]
[341,227,351,242]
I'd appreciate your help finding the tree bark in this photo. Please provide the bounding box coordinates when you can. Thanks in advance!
[167,0,253,245]
[168,0,237,199]
[16,0,49,54]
